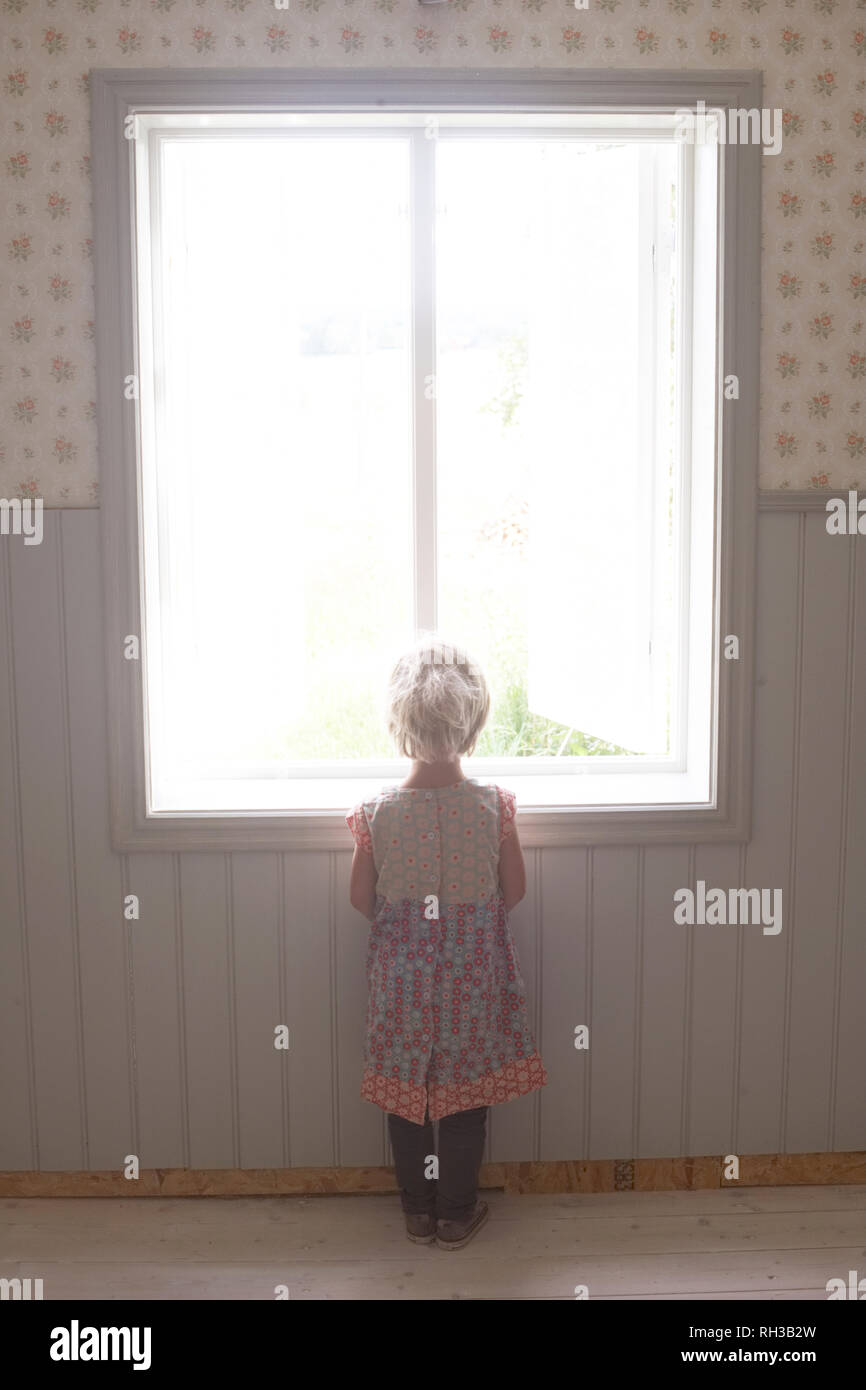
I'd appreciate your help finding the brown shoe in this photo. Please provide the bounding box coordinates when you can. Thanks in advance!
[405,1212,437,1244]
[435,1200,489,1250]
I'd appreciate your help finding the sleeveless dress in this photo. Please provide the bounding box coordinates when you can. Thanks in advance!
[346,779,548,1124]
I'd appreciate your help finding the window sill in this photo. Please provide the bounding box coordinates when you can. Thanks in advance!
[120,766,745,851]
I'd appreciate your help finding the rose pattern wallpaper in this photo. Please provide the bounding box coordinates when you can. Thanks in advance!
[1,0,865,504]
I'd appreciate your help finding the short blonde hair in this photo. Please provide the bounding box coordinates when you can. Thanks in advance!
[385,635,490,763]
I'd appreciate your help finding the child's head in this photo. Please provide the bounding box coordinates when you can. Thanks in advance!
[386,636,490,764]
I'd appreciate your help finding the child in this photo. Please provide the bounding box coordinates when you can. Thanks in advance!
[345,637,548,1250]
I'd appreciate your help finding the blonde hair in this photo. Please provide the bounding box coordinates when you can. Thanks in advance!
[385,635,490,763]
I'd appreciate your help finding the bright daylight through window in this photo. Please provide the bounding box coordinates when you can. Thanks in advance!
[133,111,720,816]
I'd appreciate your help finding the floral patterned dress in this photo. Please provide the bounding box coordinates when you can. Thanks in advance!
[346,779,547,1124]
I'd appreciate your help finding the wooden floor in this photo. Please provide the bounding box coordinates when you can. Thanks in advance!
[2,1186,865,1300]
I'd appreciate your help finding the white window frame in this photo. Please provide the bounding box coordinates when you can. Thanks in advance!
[91,70,761,850]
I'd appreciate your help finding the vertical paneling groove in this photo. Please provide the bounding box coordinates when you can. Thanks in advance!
[588,849,639,1156]
[0,537,37,1168]
[584,848,593,1158]
[586,845,592,1162]
[631,847,645,1159]
[679,842,695,1155]
[56,517,90,1164]
[329,850,340,1166]
[120,853,140,1158]
[537,846,588,1159]
[225,854,240,1168]
[730,840,746,1154]
[179,854,235,1164]
[635,846,691,1157]
[827,537,857,1148]
[689,844,740,1152]
[779,513,806,1151]
[277,852,290,1168]
[230,853,283,1166]
[284,852,336,1165]
[533,846,542,1161]
[174,853,191,1168]
[127,850,184,1165]
[834,529,866,1149]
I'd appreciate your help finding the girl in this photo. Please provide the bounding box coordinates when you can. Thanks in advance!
[345,638,547,1251]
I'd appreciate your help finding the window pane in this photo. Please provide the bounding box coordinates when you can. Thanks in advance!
[149,137,413,783]
[435,139,679,759]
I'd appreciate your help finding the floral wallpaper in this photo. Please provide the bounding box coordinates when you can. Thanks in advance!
[1,0,865,503]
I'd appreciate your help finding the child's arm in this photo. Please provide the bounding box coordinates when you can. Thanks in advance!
[499,823,526,912]
[349,845,379,920]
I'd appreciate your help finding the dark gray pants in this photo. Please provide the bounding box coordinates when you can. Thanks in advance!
[388,1105,487,1223]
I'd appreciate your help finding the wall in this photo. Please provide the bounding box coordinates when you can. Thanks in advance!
[0,0,865,500]
[1,0,865,1170]
[1,505,864,1170]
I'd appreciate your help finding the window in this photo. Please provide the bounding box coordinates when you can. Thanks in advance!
[92,72,760,849]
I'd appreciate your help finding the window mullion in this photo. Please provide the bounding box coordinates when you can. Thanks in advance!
[410,128,437,634]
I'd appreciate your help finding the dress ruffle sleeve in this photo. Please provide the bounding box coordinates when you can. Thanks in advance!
[497,786,517,844]
[346,802,373,855]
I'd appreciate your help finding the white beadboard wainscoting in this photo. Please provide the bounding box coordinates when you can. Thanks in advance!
[1,505,864,1172]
